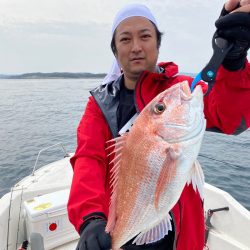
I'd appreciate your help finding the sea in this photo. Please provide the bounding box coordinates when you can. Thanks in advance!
[0,78,249,210]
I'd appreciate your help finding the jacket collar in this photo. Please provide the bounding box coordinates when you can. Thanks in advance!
[90,75,124,137]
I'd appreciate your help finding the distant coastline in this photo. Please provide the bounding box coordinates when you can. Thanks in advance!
[0,72,106,79]
[0,72,196,79]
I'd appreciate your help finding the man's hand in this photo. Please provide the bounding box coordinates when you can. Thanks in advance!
[225,0,250,13]
[76,219,111,250]
[215,0,250,71]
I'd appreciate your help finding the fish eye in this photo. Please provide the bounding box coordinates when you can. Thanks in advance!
[154,102,166,114]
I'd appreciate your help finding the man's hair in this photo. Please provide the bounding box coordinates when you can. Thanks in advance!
[110,21,163,55]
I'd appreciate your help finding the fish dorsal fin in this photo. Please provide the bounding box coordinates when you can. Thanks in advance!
[132,213,172,245]
[188,160,205,200]
[105,133,128,233]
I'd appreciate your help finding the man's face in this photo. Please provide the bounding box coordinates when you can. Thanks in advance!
[114,16,159,81]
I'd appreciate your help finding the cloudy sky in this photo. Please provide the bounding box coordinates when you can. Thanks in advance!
[0,0,248,74]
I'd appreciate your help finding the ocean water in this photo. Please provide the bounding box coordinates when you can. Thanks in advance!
[0,79,249,210]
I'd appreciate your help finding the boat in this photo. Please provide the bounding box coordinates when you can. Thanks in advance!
[0,143,249,250]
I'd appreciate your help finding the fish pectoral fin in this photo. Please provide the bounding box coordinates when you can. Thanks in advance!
[188,160,205,200]
[132,213,172,245]
[154,145,179,209]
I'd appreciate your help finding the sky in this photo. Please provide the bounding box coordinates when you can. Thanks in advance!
[0,0,248,74]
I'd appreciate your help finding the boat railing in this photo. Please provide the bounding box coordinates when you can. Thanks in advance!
[31,143,70,176]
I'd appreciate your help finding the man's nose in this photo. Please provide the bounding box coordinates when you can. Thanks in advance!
[131,38,142,53]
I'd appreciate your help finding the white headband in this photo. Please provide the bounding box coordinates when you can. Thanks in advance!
[111,4,158,35]
[102,3,158,85]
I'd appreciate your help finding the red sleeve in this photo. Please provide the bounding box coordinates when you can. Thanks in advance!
[67,96,112,233]
[204,60,250,134]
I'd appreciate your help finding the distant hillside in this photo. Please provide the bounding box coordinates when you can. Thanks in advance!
[0,72,106,79]
[0,71,196,79]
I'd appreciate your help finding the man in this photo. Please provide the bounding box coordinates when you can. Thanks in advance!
[68,1,250,249]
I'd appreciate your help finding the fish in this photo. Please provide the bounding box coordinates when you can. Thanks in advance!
[105,81,206,249]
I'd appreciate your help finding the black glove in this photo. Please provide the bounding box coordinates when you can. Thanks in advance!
[76,219,111,250]
[215,5,250,71]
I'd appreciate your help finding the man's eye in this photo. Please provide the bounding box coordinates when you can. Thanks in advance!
[142,34,151,39]
[120,37,130,42]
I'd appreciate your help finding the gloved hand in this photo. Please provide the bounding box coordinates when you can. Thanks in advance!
[76,219,111,250]
[215,1,250,71]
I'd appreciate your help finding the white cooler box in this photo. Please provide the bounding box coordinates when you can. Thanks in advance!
[23,189,79,249]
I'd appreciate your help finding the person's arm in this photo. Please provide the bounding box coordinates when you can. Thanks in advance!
[203,62,250,134]
[203,0,250,134]
[67,96,112,250]
[67,96,112,249]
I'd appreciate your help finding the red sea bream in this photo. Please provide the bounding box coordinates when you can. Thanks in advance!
[106,81,206,249]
